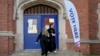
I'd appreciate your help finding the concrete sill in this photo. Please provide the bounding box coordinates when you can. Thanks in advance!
[0,31,14,37]
[66,39,100,44]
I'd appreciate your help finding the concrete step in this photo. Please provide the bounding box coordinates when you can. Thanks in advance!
[12,50,82,56]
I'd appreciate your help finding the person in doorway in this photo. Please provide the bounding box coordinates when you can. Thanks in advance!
[35,27,49,56]
[47,23,56,53]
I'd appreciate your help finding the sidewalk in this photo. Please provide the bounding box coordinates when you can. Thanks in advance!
[12,50,82,56]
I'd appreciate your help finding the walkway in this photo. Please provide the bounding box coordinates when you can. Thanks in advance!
[12,50,82,56]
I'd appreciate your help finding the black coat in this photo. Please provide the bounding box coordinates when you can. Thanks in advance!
[48,28,56,51]
[48,28,55,38]
[36,32,48,56]
[36,32,48,47]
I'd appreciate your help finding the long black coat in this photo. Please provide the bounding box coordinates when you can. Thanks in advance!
[48,28,56,51]
[36,32,48,55]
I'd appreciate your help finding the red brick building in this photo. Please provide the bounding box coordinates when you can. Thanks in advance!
[0,0,100,55]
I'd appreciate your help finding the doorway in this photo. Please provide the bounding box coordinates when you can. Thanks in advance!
[23,4,59,49]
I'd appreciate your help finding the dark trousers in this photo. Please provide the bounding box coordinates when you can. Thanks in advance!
[40,40,47,56]
[47,37,56,52]
[52,37,56,51]
[47,40,52,52]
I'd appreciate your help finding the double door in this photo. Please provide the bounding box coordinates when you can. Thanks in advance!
[24,15,59,49]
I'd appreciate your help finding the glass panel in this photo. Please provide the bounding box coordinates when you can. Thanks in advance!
[28,19,37,33]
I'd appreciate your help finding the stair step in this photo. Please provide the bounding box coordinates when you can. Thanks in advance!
[12,50,82,56]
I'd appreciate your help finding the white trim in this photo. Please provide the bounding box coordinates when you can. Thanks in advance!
[66,39,100,43]
[0,31,14,37]
[16,0,67,51]
[97,3,100,40]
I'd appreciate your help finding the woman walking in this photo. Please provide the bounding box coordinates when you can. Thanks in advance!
[36,27,49,56]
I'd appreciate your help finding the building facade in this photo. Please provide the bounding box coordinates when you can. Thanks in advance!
[0,0,100,55]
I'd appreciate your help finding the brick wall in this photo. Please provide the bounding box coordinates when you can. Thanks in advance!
[0,37,15,56]
[0,0,8,31]
[66,0,89,39]
[0,0,15,31]
[90,44,100,54]
[66,0,100,54]
[88,0,99,40]
[67,43,90,54]
[0,0,100,55]
[66,0,90,54]
[0,38,8,56]
[8,37,15,55]
[0,0,15,55]
[88,0,100,54]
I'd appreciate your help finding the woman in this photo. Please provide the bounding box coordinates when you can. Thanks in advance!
[36,28,49,56]
[48,23,56,53]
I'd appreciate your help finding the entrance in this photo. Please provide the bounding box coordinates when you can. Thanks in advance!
[16,0,68,51]
[24,14,59,49]
[23,4,59,49]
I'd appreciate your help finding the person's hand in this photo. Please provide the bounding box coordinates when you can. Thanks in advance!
[52,33,55,36]
[35,42,38,44]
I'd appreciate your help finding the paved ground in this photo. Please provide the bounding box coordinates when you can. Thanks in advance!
[12,50,82,56]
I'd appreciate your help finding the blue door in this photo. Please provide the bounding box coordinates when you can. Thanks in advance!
[41,15,59,49]
[24,15,59,49]
[24,15,41,49]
